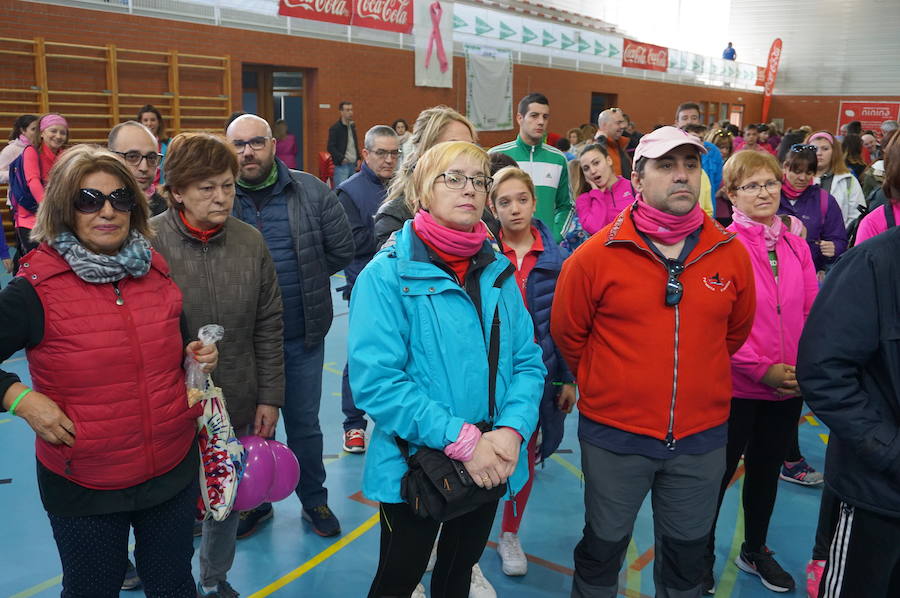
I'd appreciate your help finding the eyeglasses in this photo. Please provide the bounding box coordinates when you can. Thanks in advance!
[790,144,817,153]
[74,188,136,214]
[231,136,270,152]
[713,130,733,138]
[665,261,684,307]
[736,180,781,194]
[435,172,492,193]
[372,149,401,159]
[112,150,160,167]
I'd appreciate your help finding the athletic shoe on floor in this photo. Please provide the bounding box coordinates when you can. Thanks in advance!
[197,580,240,598]
[426,539,438,572]
[806,559,825,598]
[411,583,426,598]
[497,531,528,576]
[121,559,141,591]
[780,458,824,486]
[342,428,366,453]
[469,564,496,598]
[302,504,341,537]
[236,502,273,539]
[735,546,795,593]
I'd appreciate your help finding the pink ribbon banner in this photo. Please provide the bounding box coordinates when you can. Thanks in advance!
[424,1,448,73]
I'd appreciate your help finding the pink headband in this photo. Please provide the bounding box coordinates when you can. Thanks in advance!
[808,132,834,145]
[40,114,68,131]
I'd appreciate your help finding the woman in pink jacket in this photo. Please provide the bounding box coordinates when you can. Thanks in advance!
[573,143,633,235]
[16,113,68,253]
[702,150,819,595]
[854,134,900,245]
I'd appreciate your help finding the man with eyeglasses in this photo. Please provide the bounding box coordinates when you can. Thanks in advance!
[335,125,399,454]
[226,114,353,540]
[107,121,166,216]
[489,92,572,242]
[551,126,755,598]
[327,101,360,187]
[595,107,632,178]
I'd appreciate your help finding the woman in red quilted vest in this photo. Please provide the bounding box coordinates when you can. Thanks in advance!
[0,145,217,598]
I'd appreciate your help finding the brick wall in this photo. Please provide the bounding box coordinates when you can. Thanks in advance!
[1,0,767,173]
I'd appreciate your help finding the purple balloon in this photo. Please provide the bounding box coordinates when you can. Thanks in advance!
[267,440,301,502]
[233,435,275,511]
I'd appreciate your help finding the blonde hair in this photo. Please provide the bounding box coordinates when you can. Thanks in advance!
[721,149,782,192]
[31,144,150,243]
[411,141,490,212]
[385,106,477,212]
[489,166,536,206]
[805,130,850,176]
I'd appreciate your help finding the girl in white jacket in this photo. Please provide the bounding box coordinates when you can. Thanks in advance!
[808,131,865,227]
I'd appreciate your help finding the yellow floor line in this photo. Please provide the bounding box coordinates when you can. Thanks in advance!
[322,362,342,376]
[625,538,641,594]
[0,418,11,424]
[1,356,25,365]
[804,415,820,426]
[9,575,62,598]
[549,453,584,482]
[246,511,380,597]
[819,433,829,445]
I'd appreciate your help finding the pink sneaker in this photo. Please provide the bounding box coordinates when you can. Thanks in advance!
[806,559,825,598]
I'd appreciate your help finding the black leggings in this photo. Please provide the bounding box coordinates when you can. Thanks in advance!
[709,396,803,555]
[47,480,197,598]
[368,500,499,598]
[812,486,840,561]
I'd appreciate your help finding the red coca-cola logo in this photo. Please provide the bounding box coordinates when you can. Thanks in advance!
[624,45,646,64]
[647,49,667,67]
[356,0,409,25]
[283,0,349,16]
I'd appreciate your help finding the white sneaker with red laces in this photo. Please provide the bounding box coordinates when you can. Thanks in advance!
[342,429,366,453]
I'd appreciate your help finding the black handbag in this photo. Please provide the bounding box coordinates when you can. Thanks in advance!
[396,308,507,522]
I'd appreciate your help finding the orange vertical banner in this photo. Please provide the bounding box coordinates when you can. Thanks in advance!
[761,38,782,123]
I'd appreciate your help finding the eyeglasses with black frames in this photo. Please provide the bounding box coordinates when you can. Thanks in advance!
[665,261,685,307]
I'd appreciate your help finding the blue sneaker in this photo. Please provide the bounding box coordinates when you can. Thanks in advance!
[121,559,141,591]
[302,504,341,537]
[780,458,824,486]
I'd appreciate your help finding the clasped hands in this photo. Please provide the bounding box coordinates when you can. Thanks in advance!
[462,428,521,491]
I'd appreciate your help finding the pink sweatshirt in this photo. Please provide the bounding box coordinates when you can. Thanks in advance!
[17,143,60,229]
[727,221,819,400]
[855,202,900,245]
[574,176,633,235]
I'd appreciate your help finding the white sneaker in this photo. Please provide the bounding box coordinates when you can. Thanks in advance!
[411,583,426,598]
[469,564,496,598]
[497,531,528,576]
[426,538,438,572]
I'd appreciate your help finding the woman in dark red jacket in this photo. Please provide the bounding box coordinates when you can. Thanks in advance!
[0,145,217,598]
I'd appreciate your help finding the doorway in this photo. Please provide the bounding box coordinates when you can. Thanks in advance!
[242,66,307,170]
[590,92,618,127]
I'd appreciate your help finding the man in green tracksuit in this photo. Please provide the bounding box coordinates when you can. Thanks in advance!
[489,93,572,241]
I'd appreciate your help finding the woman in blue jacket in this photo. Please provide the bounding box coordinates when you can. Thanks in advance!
[348,141,545,598]
[488,166,576,577]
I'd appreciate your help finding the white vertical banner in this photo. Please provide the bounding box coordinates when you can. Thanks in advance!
[465,45,513,131]
[415,0,454,88]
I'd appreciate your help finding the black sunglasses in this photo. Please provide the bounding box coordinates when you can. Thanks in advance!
[665,261,685,307]
[74,188,136,214]
[790,144,817,153]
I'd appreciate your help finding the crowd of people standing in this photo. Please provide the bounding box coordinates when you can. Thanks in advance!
[0,92,898,598]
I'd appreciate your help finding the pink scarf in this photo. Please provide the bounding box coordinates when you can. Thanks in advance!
[781,176,807,199]
[732,207,783,251]
[632,196,705,245]
[413,210,487,257]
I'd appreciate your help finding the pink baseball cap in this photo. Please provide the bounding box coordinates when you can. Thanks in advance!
[633,126,706,168]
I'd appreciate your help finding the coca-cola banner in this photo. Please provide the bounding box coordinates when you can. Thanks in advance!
[621,39,668,72]
[278,0,412,33]
[279,0,351,26]
[352,0,413,33]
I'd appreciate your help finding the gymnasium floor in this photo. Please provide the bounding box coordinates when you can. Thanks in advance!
[0,273,828,598]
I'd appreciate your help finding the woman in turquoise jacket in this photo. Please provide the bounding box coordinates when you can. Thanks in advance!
[348,141,545,598]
